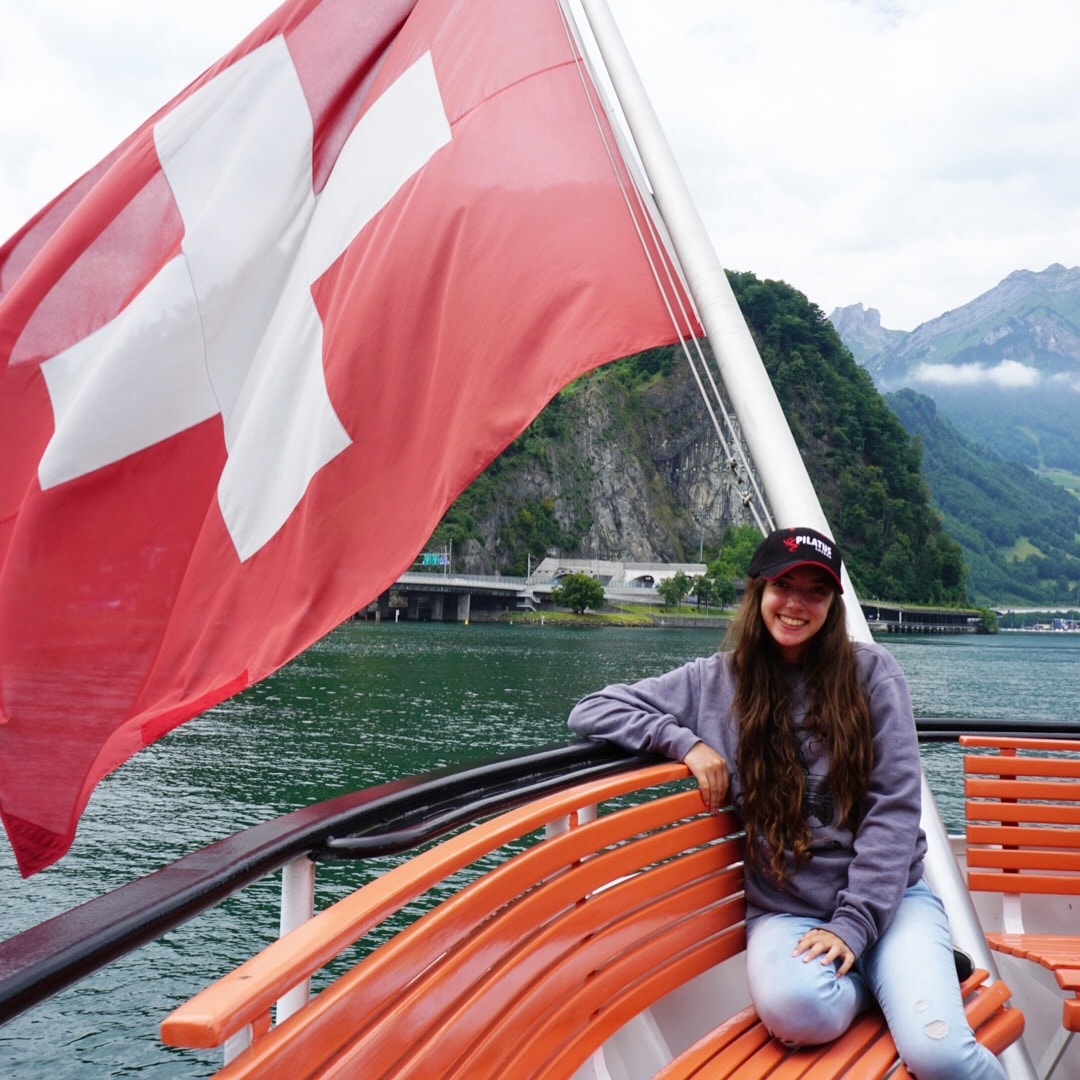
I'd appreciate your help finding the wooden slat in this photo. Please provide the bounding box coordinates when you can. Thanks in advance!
[205,775,741,1078]
[697,1020,773,1079]
[514,918,748,1080]
[968,870,1080,896]
[964,756,1080,780]
[976,1009,1028,1056]
[342,877,744,1078]
[966,848,1080,873]
[728,1039,788,1078]
[967,823,1080,849]
[964,740,1080,896]
[966,801,1080,826]
[775,1014,889,1079]
[966,777,1080,801]
[655,972,1017,1080]
[653,1007,760,1079]
[989,933,1080,967]
[961,736,1080,753]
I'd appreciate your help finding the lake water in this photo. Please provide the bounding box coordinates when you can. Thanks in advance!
[1,624,1077,1076]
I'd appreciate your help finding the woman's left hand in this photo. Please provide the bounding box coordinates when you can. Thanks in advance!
[793,927,855,976]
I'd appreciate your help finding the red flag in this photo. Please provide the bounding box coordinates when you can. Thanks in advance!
[0,0,694,875]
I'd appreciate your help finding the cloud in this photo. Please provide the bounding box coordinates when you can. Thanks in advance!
[5,1,1080,333]
[607,0,1080,330]
[1049,371,1080,393]
[913,360,1041,389]
[0,0,278,243]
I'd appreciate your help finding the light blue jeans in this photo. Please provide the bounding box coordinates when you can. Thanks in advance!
[745,879,1006,1079]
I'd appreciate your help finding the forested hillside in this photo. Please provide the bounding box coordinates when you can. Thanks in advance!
[728,273,965,603]
[428,272,966,605]
[887,389,1080,604]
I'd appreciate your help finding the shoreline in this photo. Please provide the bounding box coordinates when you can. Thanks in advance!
[490,609,730,630]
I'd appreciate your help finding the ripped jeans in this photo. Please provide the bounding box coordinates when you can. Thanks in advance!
[745,879,1006,1079]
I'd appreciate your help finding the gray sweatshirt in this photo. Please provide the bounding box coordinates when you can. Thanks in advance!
[567,641,926,959]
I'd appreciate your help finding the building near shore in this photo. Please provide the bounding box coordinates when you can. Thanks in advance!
[530,558,707,590]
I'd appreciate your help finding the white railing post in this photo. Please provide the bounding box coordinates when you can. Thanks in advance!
[275,856,316,1024]
[545,802,597,840]
[222,1024,253,1066]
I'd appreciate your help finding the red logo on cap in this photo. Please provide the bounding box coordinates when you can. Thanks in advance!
[783,537,799,553]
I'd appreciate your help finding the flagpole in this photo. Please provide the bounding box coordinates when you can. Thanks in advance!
[572,3,1033,1075]
[572,0,846,575]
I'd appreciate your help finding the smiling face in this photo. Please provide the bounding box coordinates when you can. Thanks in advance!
[759,566,837,663]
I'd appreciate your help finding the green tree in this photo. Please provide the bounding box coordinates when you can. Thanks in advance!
[691,575,714,611]
[713,576,737,608]
[658,571,691,609]
[551,573,605,615]
[709,524,762,581]
[497,497,579,575]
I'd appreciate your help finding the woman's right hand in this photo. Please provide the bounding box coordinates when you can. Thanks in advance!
[683,741,729,811]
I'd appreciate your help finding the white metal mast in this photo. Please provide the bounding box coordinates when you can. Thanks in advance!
[573,2,1034,1075]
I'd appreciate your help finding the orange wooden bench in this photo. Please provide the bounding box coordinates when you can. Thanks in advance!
[963,734,1080,1074]
[654,966,1018,1080]
[163,762,1022,1078]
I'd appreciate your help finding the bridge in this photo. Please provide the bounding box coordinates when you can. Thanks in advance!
[369,572,539,623]
[362,570,982,633]
[861,602,982,634]
[364,572,681,622]
[356,557,711,623]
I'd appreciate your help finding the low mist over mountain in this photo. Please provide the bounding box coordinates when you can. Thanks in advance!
[830,264,1080,472]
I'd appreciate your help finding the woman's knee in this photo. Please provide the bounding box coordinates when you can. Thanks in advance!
[751,969,857,1046]
[746,915,865,1047]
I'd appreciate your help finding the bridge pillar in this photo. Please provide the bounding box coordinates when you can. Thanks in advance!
[432,594,445,621]
[456,593,471,623]
[408,595,420,621]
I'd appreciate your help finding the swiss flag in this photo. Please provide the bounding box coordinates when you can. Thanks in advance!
[0,0,695,875]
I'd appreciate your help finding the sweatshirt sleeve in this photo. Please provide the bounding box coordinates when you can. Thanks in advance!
[567,659,711,764]
[822,648,924,958]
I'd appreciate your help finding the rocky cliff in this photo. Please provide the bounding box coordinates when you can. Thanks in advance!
[445,358,757,574]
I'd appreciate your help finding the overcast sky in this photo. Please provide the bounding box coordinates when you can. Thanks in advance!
[3,0,1078,331]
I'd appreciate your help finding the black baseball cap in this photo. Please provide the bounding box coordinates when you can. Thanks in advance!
[747,526,844,593]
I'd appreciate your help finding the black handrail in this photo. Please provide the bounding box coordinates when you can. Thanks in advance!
[914,716,1080,741]
[2,719,1077,1028]
[0,740,656,1028]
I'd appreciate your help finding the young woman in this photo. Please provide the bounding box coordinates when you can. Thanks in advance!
[568,526,1005,1079]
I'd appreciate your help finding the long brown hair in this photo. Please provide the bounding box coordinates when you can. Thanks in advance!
[727,576,872,882]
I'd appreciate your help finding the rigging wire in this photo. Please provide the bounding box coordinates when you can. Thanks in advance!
[557,0,773,539]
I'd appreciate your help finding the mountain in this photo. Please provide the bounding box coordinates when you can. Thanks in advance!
[431,272,966,606]
[886,389,1080,605]
[829,264,1080,472]
[827,303,906,366]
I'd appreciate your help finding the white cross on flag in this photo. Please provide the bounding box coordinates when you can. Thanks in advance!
[0,0,692,875]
